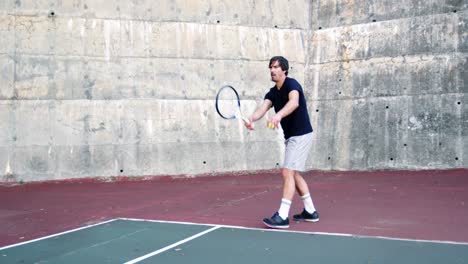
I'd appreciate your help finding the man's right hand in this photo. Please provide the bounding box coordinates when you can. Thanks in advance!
[244,117,255,130]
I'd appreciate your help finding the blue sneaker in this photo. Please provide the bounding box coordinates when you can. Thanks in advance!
[263,212,289,229]
[293,209,319,222]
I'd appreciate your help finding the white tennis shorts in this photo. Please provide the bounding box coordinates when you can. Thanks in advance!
[283,132,313,172]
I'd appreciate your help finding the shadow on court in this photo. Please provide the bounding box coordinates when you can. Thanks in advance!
[1,169,467,255]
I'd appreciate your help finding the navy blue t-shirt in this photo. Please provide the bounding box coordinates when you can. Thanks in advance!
[264,77,313,139]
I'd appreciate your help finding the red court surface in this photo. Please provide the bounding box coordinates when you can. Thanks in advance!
[1,169,467,247]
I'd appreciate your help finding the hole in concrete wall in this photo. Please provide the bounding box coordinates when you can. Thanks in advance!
[274,25,278,28]
[455,157,459,160]
[203,161,206,164]
[403,143,407,147]
[49,11,55,17]
[318,27,322,30]
[439,142,442,146]
[338,91,342,95]
[338,79,342,82]
[327,157,331,160]
[385,106,389,109]
[316,109,319,112]
[372,19,377,22]
[390,158,394,161]
[217,20,220,23]
[120,169,124,173]
[457,102,461,105]
[453,10,457,13]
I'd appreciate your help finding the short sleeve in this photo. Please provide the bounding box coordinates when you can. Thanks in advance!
[264,90,273,102]
[287,79,303,94]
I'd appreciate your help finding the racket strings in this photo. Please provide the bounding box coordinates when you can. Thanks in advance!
[216,88,241,119]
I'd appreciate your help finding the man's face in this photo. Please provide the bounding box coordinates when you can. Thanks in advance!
[269,61,286,82]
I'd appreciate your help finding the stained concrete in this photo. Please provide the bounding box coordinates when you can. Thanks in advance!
[0,1,466,181]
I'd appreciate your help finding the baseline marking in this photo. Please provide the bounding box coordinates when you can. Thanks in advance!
[119,217,468,246]
[124,225,221,264]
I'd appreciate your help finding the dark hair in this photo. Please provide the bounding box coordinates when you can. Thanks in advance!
[269,56,289,76]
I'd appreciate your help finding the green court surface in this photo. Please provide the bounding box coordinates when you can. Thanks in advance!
[1,219,468,264]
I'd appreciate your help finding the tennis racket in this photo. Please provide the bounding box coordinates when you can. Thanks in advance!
[215,85,250,125]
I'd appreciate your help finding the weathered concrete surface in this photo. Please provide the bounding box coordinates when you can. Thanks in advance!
[307,2,467,170]
[0,1,466,181]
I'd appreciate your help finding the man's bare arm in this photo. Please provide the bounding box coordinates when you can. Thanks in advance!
[245,100,272,130]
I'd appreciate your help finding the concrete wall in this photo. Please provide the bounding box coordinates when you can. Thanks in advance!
[0,0,466,182]
[307,0,467,170]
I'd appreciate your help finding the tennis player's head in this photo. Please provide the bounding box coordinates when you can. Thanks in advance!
[269,56,289,82]
[269,56,289,75]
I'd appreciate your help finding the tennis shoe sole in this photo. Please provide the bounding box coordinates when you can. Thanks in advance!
[262,220,290,229]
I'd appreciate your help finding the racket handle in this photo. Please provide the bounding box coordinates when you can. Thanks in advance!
[241,117,250,125]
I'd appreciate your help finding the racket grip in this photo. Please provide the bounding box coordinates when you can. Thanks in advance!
[241,117,250,125]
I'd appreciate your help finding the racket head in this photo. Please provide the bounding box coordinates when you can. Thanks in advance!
[215,85,242,120]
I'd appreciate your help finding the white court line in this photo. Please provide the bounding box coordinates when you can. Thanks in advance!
[123,225,221,264]
[0,219,119,250]
[119,217,468,246]
[2,216,467,254]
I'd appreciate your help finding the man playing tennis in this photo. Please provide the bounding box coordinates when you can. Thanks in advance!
[244,56,319,229]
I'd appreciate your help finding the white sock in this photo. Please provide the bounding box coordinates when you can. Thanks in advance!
[278,198,291,220]
[301,193,316,213]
